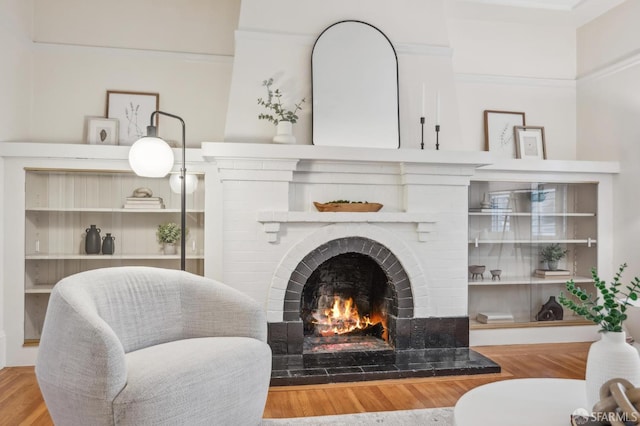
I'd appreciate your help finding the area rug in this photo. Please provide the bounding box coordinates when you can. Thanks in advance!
[262,407,453,425]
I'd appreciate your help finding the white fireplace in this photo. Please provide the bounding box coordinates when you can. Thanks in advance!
[202,142,490,353]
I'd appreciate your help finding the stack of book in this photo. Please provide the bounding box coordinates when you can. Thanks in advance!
[123,197,165,209]
[534,269,571,278]
[476,312,515,324]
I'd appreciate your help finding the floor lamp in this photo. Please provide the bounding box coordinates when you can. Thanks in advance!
[128,111,187,271]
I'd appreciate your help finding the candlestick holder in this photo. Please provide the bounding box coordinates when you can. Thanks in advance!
[420,117,425,150]
[435,124,441,150]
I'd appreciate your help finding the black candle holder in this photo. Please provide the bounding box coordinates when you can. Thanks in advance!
[435,124,441,151]
[420,117,425,150]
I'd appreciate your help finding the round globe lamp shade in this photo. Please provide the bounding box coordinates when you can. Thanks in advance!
[128,137,174,177]
[170,173,198,194]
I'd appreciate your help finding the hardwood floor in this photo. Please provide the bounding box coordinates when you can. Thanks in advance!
[0,343,589,424]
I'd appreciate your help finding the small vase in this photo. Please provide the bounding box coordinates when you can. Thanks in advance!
[101,233,115,255]
[163,243,177,255]
[547,260,559,270]
[85,225,101,255]
[273,121,296,144]
[585,331,640,409]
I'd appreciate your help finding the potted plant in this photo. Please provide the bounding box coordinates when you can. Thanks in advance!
[257,78,305,144]
[559,263,640,408]
[539,243,568,270]
[157,222,181,254]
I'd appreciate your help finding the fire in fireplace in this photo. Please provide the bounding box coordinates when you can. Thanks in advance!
[300,252,391,347]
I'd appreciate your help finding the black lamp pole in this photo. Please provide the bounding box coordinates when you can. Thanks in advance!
[147,111,187,271]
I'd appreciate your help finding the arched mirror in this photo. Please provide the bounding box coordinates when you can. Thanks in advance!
[312,21,400,148]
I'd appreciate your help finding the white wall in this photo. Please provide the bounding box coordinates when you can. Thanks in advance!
[22,0,240,147]
[225,0,579,156]
[0,0,34,369]
[577,0,640,279]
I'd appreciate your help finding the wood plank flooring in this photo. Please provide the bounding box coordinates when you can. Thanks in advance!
[0,342,589,424]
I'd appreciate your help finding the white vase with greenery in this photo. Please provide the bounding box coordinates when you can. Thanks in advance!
[257,78,305,144]
[559,263,640,408]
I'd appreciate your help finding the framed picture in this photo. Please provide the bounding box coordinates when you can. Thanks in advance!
[106,91,159,145]
[515,126,546,159]
[484,110,526,159]
[85,117,119,145]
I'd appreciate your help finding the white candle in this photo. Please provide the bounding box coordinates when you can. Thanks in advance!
[421,83,426,117]
[436,91,441,125]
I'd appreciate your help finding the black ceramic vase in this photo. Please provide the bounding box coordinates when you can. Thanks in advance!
[85,225,101,255]
[101,233,115,255]
[536,296,563,321]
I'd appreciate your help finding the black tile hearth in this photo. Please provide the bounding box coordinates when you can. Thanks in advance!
[270,347,500,386]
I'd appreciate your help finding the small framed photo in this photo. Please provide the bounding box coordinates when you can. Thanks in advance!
[106,91,159,145]
[86,117,119,145]
[515,126,546,159]
[484,110,526,159]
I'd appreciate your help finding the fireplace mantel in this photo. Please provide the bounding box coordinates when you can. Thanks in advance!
[201,142,492,167]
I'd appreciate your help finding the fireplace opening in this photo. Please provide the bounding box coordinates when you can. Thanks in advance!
[300,253,393,353]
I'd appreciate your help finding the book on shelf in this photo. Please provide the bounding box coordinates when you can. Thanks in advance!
[123,203,165,209]
[476,312,515,324]
[125,197,164,203]
[469,208,513,213]
[534,269,571,278]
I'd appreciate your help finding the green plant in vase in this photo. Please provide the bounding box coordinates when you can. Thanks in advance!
[257,78,306,144]
[539,243,568,270]
[157,222,181,255]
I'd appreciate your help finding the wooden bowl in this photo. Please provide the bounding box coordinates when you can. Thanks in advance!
[313,202,383,212]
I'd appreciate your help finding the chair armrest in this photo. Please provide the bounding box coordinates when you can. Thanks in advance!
[36,283,127,401]
[181,275,268,342]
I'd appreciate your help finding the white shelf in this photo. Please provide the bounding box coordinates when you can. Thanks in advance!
[25,254,204,260]
[469,239,596,245]
[25,287,55,294]
[26,207,204,213]
[469,211,595,217]
[468,275,592,286]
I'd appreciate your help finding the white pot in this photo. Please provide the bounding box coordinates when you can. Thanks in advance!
[273,121,296,144]
[163,243,177,255]
[585,331,640,409]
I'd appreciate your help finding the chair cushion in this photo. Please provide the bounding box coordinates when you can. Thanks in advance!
[113,336,272,426]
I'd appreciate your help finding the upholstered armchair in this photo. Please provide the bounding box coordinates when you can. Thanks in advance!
[35,266,272,425]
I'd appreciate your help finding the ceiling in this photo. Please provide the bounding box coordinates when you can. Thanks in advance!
[458,0,625,25]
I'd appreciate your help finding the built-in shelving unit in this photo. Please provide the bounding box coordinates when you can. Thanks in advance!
[468,180,598,331]
[23,169,205,343]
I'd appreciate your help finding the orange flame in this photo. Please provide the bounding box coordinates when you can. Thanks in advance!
[311,296,380,336]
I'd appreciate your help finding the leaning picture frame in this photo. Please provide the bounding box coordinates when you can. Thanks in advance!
[85,117,119,145]
[106,91,159,145]
[514,126,546,160]
[484,110,526,159]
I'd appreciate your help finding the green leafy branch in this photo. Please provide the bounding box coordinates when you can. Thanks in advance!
[257,78,305,125]
[559,263,640,332]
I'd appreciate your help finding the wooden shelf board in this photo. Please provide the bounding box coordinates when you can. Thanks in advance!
[469,212,595,217]
[23,339,40,347]
[25,288,54,294]
[26,207,204,213]
[470,318,593,330]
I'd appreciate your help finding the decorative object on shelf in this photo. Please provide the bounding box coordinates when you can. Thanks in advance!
[535,296,563,321]
[535,269,571,278]
[123,196,165,209]
[539,243,568,270]
[490,269,502,281]
[468,265,486,280]
[476,311,514,324]
[484,110,525,159]
[85,117,119,145]
[85,225,101,255]
[514,125,546,160]
[313,201,383,212]
[257,78,305,144]
[273,121,296,144]
[106,91,160,146]
[480,193,492,209]
[101,233,115,255]
[157,223,181,255]
[559,263,640,408]
[592,378,640,423]
[129,110,187,271]
[435,91,441,150]
[132,187,153,198]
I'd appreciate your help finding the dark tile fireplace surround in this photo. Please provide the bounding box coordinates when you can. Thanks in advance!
[267,237,500,385]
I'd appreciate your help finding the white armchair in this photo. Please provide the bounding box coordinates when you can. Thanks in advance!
[35,266,272,425]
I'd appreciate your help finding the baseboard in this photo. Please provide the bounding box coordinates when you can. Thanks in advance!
[0,330,6,369]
